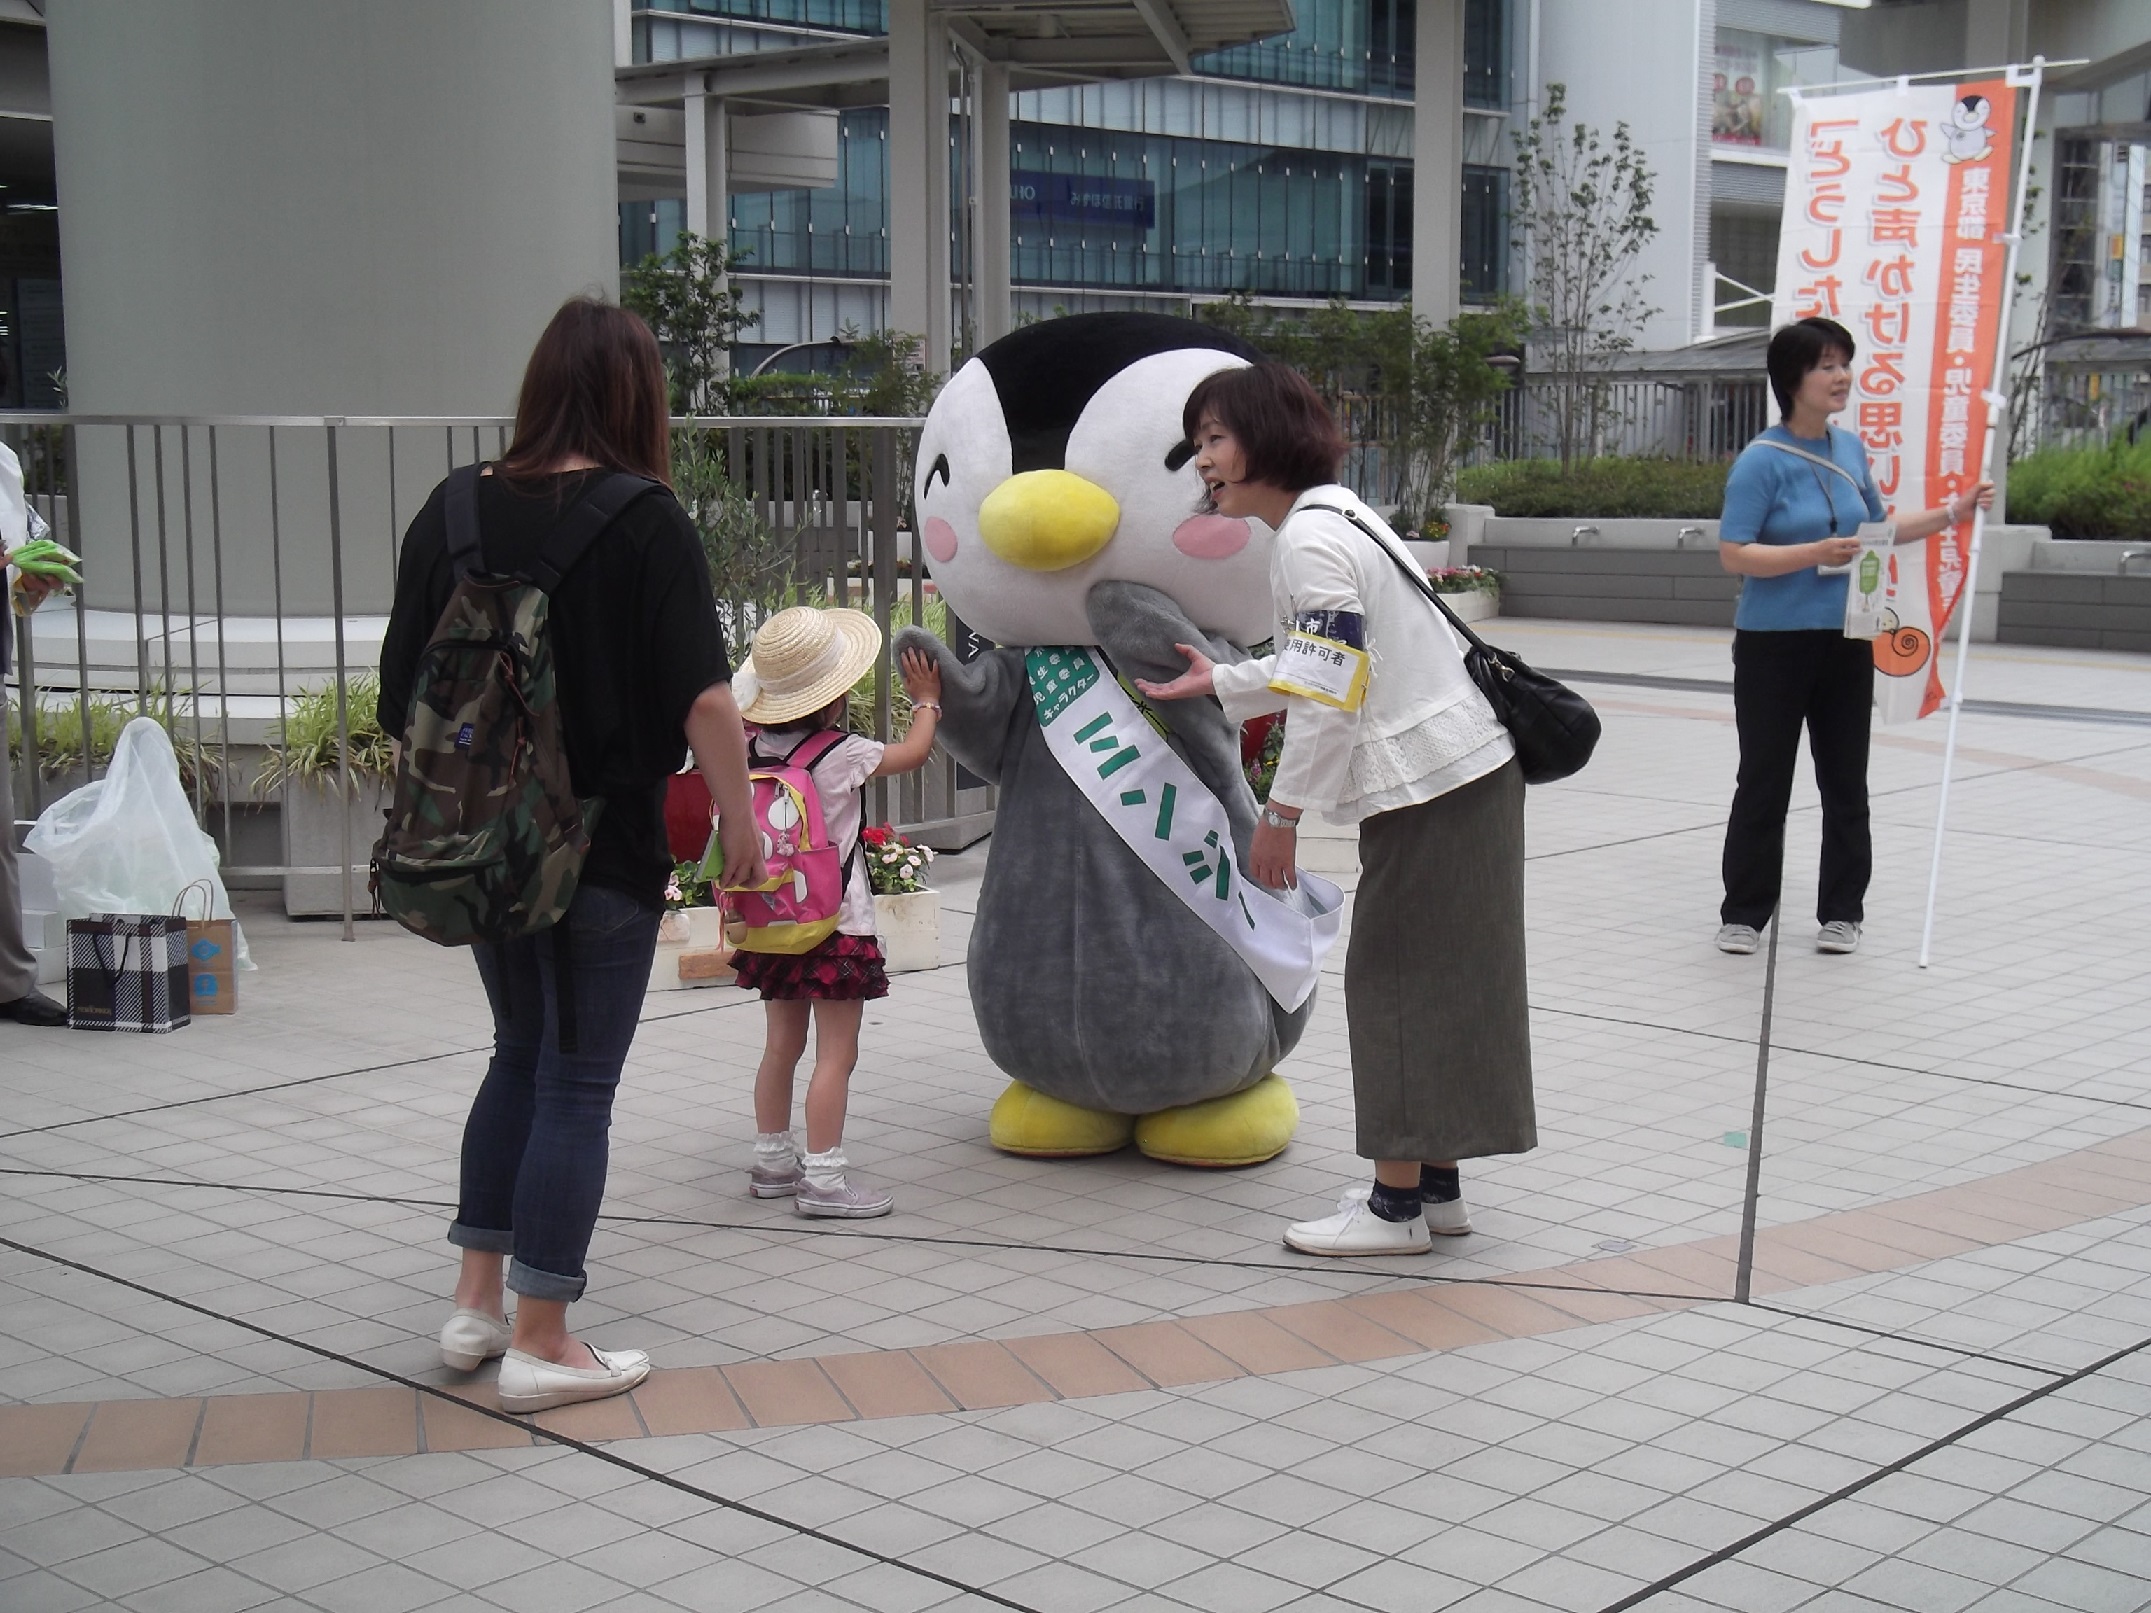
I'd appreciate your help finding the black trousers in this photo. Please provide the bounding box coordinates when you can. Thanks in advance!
[1721,629,1874,929]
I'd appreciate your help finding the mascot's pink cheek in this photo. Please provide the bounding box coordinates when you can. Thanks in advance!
[924,516,960,564]
[1171,515,1251,560]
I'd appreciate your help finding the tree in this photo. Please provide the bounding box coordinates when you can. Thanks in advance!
[621,231,759,413]
[1197,294,1526,525]
[1509,83,1660,468]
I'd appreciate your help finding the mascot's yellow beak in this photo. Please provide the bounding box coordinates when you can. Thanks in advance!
[977,470,1120,571]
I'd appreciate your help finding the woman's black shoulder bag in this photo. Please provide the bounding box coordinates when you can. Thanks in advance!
[1298,504,1601,785]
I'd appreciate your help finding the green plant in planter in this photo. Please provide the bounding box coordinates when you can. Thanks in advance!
[256,676,394,794]
[8,687,222,797]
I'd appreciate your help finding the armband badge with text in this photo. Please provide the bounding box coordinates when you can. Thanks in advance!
[1269,609,1369,711]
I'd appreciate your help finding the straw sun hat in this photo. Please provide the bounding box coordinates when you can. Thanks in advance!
[732,606,884,726]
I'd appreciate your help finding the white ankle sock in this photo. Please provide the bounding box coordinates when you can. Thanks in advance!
[754,1131,798,1168]
[802,1147,848,1189]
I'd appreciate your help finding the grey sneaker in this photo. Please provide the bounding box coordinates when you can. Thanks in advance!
[749,1160,803,1198]
[1716,923,1760,955]
[1817,921,1862,954]
[795,1173,894,1219]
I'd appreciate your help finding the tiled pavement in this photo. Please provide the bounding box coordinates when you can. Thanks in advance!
[2,620,2148,1611]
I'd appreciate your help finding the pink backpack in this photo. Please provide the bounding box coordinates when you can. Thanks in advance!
[710,729,856,954]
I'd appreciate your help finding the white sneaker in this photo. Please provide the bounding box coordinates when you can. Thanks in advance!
[1716,923,1760,955]
[438,1307,512,1373]
[1284,1193,1431,1257]
[1339,1181,1473,1237]
[1817,921,1862,954]
[496,1345,651,1414]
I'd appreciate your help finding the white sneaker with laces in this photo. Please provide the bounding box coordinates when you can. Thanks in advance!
[1284,1192,1431,1257]
[1716,923,1760,955]
[1817,921,1862,954]
[1340,1180,1473,1236]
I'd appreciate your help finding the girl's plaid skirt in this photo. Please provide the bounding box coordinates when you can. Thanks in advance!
[733,932,889,1001]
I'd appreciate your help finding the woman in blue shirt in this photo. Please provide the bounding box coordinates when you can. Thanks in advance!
[1716,317,1992,957]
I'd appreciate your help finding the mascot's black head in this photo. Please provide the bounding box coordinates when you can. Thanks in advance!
[913,312,1280,648]
[976,314,1264,474]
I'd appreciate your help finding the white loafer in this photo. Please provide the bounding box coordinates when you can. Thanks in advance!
[496,1345,651,1414]
[1284,1195,1432,1257]
[438,1308,512,1373]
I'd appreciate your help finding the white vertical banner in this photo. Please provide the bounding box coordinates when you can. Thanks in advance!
[1771,79,2020,723]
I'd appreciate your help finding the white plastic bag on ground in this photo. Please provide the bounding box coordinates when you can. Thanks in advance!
[26,717,253,969]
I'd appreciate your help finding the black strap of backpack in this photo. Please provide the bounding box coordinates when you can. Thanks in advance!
[1297,502,1490,655]
[443,463,662,590]
[444,464,486,580]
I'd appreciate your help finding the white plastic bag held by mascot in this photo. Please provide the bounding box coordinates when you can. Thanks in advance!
[896,314,1342,1167]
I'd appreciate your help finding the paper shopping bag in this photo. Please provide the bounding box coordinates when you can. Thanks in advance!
[174,882,237,1014]
[66,915,191,1033]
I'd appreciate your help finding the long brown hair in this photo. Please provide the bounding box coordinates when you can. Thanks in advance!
[497,297,672,486]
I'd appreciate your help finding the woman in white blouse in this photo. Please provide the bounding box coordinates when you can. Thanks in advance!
[1138,363,1535,1257]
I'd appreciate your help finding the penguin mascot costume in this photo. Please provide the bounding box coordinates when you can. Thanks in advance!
[896,314,1342,1167]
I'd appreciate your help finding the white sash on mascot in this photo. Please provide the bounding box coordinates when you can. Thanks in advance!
[1027,647,1342,1012]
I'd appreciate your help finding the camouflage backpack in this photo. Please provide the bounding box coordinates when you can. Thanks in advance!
[371,464,658,947]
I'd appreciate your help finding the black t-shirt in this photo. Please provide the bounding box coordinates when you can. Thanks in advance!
[377,468,731,909]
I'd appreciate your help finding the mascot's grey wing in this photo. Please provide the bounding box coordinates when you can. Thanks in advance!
[892,627,1027,782]
[1086,579,1260,859]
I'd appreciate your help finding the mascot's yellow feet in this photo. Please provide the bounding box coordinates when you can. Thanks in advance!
[1134,1074,1299,1168]
[989,1082,1135,1158]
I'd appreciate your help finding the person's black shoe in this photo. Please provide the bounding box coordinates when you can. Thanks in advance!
[0,989,66,1027]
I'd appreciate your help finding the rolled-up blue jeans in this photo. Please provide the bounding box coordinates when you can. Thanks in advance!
[448,882,659,1302]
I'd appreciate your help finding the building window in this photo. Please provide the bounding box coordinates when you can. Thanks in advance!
[1461,164,1507,301]
[1007,124,1395,300]
[1464,0,1506,111]
[1713,29,1839,151]
[1367,159,1411,297]
[1194,0,1412,100]
[2050,133,2151,330]
[1711,208,1779,328]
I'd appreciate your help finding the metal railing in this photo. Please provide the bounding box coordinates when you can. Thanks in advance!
[2024,365,2151,453]
[3,412,991,938]
[1473,377,1772,465]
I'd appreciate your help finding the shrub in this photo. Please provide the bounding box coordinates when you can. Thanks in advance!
[1457,456,1729,518]
[2006,438,2151,540]
[256,676,394,791]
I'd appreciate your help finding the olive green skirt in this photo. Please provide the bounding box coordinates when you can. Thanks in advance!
[1344,758,1536,1162]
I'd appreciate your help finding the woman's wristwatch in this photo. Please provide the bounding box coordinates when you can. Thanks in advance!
[1260,805,1300,831]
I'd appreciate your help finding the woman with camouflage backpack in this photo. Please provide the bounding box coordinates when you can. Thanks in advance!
[377,298,765,1413]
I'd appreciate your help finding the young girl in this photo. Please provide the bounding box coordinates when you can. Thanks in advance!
[727,605,942,1218]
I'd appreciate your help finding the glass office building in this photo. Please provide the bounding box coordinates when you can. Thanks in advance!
[620,0,1516,353]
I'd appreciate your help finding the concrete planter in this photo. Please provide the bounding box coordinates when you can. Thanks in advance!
[1403,538,1451,572]
[281,776,392,917]
[1432,588,1498,624]
[651,904,733,992]
[874,889,940,973]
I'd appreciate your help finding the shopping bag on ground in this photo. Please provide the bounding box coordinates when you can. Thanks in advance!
[66,914,191,1033]
[25,718,251,969]
[174,879,236,1015]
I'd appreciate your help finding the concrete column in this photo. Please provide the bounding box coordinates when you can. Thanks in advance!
[1411,0,1466,327]
[1965,0,2028,69]
[47,0,616,614]
[888,0,952,368]
[684,91,730,388]
[976,58,1013,348]
[684,90,728,244]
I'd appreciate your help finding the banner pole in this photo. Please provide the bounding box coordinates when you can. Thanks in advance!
[1918,57,2045,971]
